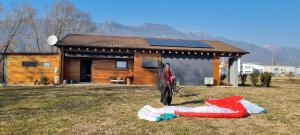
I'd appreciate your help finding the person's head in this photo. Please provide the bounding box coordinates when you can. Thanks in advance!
[165,63,170,70]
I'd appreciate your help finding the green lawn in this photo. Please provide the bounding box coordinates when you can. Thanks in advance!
[0,78,299,135]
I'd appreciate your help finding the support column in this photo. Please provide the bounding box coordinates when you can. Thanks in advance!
[212,55,220,86]
[58,48,64,84]
[228,57,239,87]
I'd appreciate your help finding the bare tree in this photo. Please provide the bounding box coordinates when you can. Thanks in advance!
[0,1,96,54]
[25,4,41,52]
[0,3,32,62]
[45,0,96,41]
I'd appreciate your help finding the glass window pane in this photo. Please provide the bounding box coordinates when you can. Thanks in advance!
[22,61,37,67]
[117,61,127,69]
[43,62,51,68]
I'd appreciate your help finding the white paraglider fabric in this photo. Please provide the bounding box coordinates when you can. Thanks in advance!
[138,105,236,121]
[239,100,267,114]
[137,99,266,122]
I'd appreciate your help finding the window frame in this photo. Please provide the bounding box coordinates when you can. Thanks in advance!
[245,66,251,69]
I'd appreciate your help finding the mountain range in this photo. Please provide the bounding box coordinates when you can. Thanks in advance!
[3,21,300,65]
[94,21,300,66]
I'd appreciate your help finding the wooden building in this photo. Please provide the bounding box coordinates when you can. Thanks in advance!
[1,34,249,86]
[1,53,59,85]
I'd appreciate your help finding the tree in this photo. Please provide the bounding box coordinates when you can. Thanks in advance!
[25,3,41,52]
[0,3,32,62]
[45,0,96,41]
[0,1,96,54]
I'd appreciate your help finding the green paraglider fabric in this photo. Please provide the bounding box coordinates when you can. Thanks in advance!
[155,113,177,122]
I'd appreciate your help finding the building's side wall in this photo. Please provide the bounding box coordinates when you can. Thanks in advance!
[63,57,81,81]
[92,59,133,84]
[6,55,59,85]
[162,54,212,85]
[133,52,161,85]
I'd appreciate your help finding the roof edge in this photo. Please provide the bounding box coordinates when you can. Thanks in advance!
[1,52,59,55]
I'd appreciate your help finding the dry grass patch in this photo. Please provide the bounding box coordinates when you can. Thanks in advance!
[0,78,299,135]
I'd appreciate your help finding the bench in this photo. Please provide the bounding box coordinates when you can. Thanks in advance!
[110,79,125,84]
[110,76,125,84]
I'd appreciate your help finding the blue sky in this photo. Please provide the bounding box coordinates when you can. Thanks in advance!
[1,0,300,47]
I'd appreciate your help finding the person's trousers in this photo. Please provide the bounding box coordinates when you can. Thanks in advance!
[160,87,172,105]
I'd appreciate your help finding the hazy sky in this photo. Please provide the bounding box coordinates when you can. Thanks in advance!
[1,0,300,47]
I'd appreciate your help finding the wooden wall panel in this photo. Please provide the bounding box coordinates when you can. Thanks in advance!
[6,55,59,85]
[63,58,80,81]
[92,59,133,84]
[133,52,161,85]
[212,55,220,86]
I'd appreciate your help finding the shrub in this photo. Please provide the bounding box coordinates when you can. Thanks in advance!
[250,72,259,86]
[220,74,227,85]
[240,74,247,86]
[40,76,49,85]
[260,72,272,87]
[286,72,295,84]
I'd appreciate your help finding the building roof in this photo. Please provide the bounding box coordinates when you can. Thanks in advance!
[1,52,58,55]
[55,34,249,54]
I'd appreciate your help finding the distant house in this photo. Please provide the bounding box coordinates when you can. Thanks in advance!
[1,34,248,86]
[296,67,300,76]
[240,63,264,74]
[240,63,300,76]
[264,65,299,76]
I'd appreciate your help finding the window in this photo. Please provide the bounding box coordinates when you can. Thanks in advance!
[141,57,158,68]
[22,61,37,67]
[43,62,51,68]
[116,61,127,69]
[245,66,251,69]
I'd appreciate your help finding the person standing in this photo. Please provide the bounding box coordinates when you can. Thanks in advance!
[160,63,174,106]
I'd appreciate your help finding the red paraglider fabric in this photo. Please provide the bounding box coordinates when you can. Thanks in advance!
[175,96,248,118]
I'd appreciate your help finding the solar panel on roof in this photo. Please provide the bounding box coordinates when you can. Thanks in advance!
[146,38,213,48]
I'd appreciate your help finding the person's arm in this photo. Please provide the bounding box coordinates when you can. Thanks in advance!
[169,71,174,82]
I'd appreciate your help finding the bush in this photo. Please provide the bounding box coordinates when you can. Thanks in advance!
[286,72,295,83]
[240,74,247,86]
[260,72,272,87]
[220,74,227,81]
[250,72,259,86]
[220,74,227,85]
[40,76,49,85]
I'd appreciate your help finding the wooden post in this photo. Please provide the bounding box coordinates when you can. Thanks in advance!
[59,48,64,84]
[212,54,220,86]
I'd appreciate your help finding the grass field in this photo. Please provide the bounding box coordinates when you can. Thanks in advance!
[0,77,299,135]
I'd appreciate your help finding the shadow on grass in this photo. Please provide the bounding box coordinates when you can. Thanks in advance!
[172,99,204,106]
[238,84,280,88]
[181,93,198,97]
